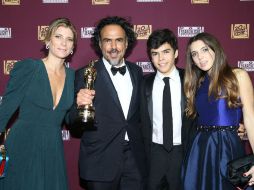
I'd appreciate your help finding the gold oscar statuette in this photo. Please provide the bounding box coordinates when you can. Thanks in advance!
[77,60,97,126]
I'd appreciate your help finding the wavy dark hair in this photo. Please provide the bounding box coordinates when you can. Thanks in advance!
[91,16,136,57]
[184,32,241,118]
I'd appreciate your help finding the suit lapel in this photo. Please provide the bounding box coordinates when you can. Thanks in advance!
[177,68,190,143]
[145,74,156,125]
[95,60,124,116]
[126,62,140,120]
[178,68,185,118]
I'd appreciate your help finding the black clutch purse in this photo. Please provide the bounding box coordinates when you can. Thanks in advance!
[227,154,254,189]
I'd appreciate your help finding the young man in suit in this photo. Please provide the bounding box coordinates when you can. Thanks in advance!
[69,16,147,190]
[140,29,196,190]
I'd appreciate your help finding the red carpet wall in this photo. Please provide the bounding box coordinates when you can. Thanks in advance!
[0,0,254,189]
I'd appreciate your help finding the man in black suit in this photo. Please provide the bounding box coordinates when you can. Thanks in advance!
[140,29,196,190]
[69,16,147,190]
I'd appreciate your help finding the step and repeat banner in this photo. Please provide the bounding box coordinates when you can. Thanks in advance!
[0,0,254,189]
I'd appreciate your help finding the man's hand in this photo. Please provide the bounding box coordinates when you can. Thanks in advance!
[0,144,5,151]
[238,123,247,140]
[77,89,95,107]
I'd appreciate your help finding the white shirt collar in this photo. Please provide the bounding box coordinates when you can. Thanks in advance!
[156,66,178,82]
[102,57,126,71]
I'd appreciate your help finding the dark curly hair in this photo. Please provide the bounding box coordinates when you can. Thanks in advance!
[91,16,137,57]
[147,28,178,61]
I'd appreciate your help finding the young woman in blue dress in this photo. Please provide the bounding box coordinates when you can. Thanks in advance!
[182,32,254,190]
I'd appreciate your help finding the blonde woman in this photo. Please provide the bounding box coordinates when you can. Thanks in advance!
[0,17,77,190]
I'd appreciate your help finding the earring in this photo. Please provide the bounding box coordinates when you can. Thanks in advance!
[46,44,49,49]
[70,50,73,55]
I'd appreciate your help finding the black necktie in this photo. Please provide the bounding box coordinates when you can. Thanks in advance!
[163,77,173,151]
[111,65,126,75]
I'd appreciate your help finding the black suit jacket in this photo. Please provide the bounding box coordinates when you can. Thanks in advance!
[69,59,147,181]
[140,68,196,164]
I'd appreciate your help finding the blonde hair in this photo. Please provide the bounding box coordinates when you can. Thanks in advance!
[43,17,77,47]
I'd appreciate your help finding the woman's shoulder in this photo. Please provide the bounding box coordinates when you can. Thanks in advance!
[15,58,40,66]
[66,66,75,74]
[65,66,75,81]
[233,68,248,77]
[232,67,246,74]
[10,58,40,76]
[232,68,250,84]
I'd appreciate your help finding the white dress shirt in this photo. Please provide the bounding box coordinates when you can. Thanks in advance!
[103,57,133,140]
[152,67,182,145]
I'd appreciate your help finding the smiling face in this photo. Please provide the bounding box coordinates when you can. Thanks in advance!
[150,42,178,76]
[190,40,215,74]
[47,26,74,59]
[99,24,128,66]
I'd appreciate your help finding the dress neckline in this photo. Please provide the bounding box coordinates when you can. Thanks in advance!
[39,59,67,110]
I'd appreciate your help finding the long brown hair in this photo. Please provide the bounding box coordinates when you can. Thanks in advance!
[184,32,241,118]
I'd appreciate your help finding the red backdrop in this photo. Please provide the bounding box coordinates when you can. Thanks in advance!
[1,0,254,189]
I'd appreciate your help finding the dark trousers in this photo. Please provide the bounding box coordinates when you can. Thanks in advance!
[83,141,144,190]
[148,143,183,190]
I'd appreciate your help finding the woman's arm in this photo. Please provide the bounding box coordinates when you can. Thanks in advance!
[234,68,254,185]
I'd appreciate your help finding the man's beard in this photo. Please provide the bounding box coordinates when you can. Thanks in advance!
[107,48,123,66]
[109,59,121,66]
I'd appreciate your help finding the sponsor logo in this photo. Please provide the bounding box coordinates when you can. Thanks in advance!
[191,0,209,3]
[0,28,11,38]
[178,26,204,37]
[136,62,155,73]
[136,0,163,2]
[134,25,152,40]
[3,60,18,75]
[42,0,68,3]
[64,62,70,68]
[92,0,110,5]
[238,61,254,71]
[2,0,20,5]
[62,129,70,141]
[81,27,95,38]
[38,26,49,41]
[231,24,249,39]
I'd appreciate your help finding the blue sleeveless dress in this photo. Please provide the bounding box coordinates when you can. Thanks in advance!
[181,75,252,190]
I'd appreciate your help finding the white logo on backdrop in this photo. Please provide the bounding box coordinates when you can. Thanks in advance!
[238,61,254,71]
[81,27,95,38]
[136,62,155,73]
[62,129,70,141]
[0,28,11,38]
[42,0,68,3]
[178,26,204,37]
